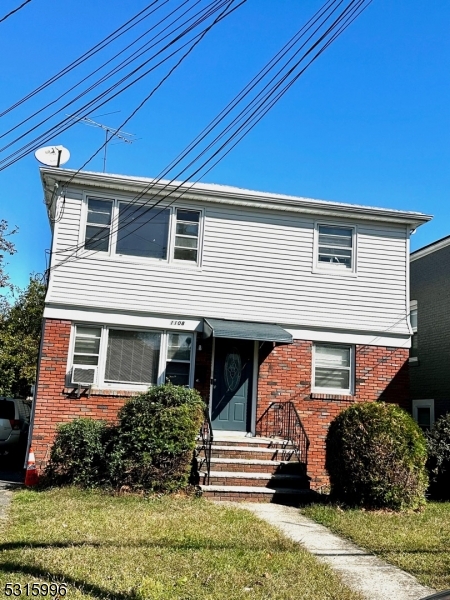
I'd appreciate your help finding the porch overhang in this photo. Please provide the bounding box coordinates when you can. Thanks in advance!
[203,318,293,344]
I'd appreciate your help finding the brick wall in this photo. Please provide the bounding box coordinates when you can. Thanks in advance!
[32,319,409,487]
[257,340,409,489]
[31,319,213,470]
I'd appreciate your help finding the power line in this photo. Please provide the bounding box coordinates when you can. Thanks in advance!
[49,0,372,273]
[0,0,192,141]
[49,0,366,265]
[0,0,233,170]
[0,0,164,118]
[0,0,32,25]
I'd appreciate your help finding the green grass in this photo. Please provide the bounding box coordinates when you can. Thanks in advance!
[301,502,450,591]
[0,488,363,600]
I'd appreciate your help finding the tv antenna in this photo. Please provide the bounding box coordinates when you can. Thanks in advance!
[77,113,137,172]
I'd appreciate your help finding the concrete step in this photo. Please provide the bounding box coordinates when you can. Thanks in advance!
[200,484,312,504]
[200,470,309,488]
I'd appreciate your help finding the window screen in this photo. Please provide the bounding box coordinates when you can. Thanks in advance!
[174,210,200,262]
[85,199,113,252]
[105,329,161,384]
[73,327,101,366]
[117,204,170,259]
[314,344,351,391]
[165,333,192,386]
[318,225,353,269]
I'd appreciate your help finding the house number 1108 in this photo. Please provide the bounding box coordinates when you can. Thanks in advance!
[170,321,185,326]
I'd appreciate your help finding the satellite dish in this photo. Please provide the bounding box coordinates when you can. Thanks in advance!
[35,145,70,167]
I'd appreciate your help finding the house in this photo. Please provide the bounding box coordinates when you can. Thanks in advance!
[410,235,450,430]
[30,167,431,496]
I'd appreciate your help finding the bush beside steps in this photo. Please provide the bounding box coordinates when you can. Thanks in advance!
[325,402,428,511]
[43,384,204,493]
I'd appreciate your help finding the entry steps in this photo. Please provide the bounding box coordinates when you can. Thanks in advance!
[196,434,310,503]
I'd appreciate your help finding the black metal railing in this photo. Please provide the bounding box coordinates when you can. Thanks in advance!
[256,401,309,466]
[197,405,214,485]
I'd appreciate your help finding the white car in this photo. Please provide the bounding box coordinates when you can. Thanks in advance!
[0,398,31,454]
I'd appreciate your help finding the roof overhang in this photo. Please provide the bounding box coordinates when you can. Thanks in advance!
[40,168,432,229]
[203,318,293,343]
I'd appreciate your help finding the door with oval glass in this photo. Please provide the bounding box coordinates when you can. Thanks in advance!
[211,338,253,431]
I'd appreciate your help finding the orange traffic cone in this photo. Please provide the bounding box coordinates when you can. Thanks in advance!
[24,447,39,487]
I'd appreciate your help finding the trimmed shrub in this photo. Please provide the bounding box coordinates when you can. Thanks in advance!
[106,384,204,492]
[426,413,450,500]
[326,402,428,510]
[44,418,108,487]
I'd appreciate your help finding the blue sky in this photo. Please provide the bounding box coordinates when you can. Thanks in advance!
[0,0,449,289]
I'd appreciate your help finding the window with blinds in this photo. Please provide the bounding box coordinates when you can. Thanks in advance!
[105,329,161,384]
[313,343,353,393]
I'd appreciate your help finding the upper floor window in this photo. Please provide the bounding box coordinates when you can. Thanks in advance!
[83,197,202,265]
[85,199,113,252]
[316,224,355,272]
[312,343,354,395]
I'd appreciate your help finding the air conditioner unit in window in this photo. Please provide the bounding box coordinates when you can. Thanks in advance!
[71,366,97,386]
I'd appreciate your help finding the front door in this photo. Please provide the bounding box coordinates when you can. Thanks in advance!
[211,338,253,432]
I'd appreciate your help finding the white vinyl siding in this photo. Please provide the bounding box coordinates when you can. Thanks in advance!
[313,343,354,394]
[50,194,410,337]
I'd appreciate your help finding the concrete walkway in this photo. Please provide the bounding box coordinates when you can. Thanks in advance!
[238,503,436,600]
[0,479,22,519]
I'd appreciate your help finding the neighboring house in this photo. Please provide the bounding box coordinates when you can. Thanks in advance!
[410,235,450,430]
[30,168,430,489]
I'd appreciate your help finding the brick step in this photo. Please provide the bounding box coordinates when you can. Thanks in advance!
[206,457,306,475]
[200,484,312,504]
[208,445,296,461]
[200,470,309,488]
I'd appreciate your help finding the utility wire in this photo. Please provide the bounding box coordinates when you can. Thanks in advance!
[0,0,233,169]
[0,0,195,142]
[0,0,32,24]
[0,0,163,118]
[0,0,222,155]
[49,0,372,271]
[50,0,364,263]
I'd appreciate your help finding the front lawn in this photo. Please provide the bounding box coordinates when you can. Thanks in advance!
[0,489,362,600]
[302,502,450,591]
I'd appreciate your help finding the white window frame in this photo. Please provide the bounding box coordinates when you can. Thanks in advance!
[79,192,204,267]
[312,343,355,395]
[412,399,434,430]
[67,324,196,391]
[313,221,357,275]
[409,300,418,364]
